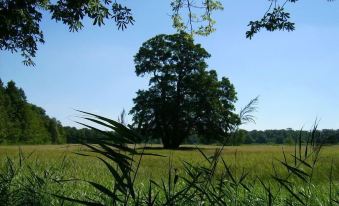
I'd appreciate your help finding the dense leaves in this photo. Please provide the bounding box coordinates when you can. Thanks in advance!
[0,0,134,66]
[0,79,65,144]
[246,0,336,38]
[246,2,296,39]
[130,33,240,149]
[0,0,44,66]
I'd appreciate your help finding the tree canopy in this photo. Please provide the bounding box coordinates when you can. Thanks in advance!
[0,0,134,66]
[130,32,240,149]
[1,0,335,66]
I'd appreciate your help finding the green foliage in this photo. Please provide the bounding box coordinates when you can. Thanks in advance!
[56,110,165,205]
[171,0,224,36]
[0,0,45,66]
[48,118,65,144]
[53,113,338,205]
[0,149,72,205]
[0,144,338,205]
[0,79,65,144]
[246,0,335,39]
[246,3,296,39]
[0,0,224,66]
[244,129,339,145]
[63,126,108,144]
[130,32,240,149]
[2,1,335,66]
[0,0,134,66]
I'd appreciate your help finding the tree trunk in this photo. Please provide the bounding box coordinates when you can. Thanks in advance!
[162,141,181,149]
[162,134,183,149]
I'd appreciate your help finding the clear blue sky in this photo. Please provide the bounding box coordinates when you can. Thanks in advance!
[1,1,338,130]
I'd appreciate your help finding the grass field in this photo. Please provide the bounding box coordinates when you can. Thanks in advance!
[0,144,338,205]
[1,144,338,183]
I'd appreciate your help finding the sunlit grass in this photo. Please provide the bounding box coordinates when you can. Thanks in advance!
[1,144,338,205]
[1,144,338,184]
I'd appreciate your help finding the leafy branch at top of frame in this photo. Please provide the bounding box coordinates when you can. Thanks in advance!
[246,0,336,39]
[1,0,135,66]
[171,0,224,36]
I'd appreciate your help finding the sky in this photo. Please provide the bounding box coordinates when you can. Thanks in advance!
[1,1,339,131]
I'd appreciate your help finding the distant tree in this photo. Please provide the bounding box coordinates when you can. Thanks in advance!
[63,126,80,143]
[0,79,65,144]
[4,81,27,142]
[285,136,294,145]
[231,129,247,146]
[130,32,239,149]
[63,126,107,144]
[322,129,339,144]
[49,118,65,144]
[0,80,8,142]
[241,128,339,145]
[275,136,284,144]
[244,134,254,144]
[253,131,267,144]
[22,104,51,143]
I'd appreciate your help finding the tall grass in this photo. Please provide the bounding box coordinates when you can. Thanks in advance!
[0,148,71,205]
[0,111,338,205]
[55,111,337,205]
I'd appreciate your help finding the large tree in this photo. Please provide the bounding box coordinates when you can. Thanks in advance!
[130,32,240,149]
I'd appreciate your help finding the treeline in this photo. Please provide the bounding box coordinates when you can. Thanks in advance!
[1,79,338,145]
[62,123,339,145]
[0,79,113,145]
[180,129,339,145]
[237,129,339,145]
[63,127,108,143]
[63,128,339,145]
[0,79,65,144]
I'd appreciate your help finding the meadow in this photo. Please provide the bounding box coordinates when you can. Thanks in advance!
[1,144,338,183]
[0,144,338,205]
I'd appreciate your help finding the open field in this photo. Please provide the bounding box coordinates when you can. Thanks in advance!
[0,144,338,205]
[1,144,338,183]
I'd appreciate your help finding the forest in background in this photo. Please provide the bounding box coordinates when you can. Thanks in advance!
[1,79,338,145]
[0,79,65,144]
